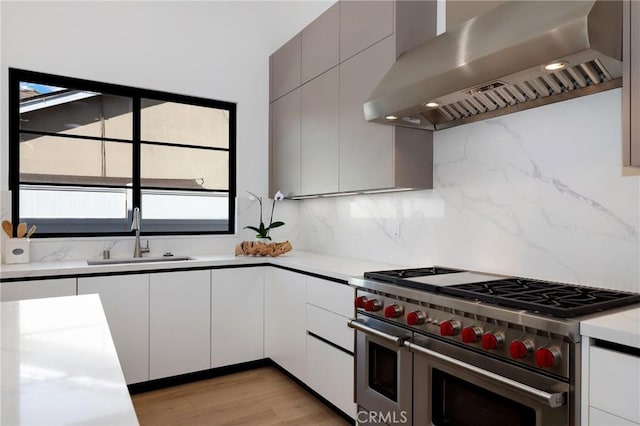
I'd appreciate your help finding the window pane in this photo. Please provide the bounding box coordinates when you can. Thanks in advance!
[141,144,228,190]
[141,99,229,148]
[20,83,132,140]
[20,186,128,218]
[141,190,229,233]
[142,190,228,220]
[20,136,132,185]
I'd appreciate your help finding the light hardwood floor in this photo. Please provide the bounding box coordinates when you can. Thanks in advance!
[132,366,352,425]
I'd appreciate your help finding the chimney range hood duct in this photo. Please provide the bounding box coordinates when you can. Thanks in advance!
[364,0,622,131]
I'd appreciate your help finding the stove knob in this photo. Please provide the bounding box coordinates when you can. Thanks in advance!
[384,304,403,318]
[482,332,505,350]
[509,339,535,359]
[364,299,382,312]
[354,296,368,309]
[407,311,426,326]
[461,326,483,343]
[440,320,461,337]
[535,346,562,368]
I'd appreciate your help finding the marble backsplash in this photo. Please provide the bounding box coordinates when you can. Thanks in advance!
[299,89,640,293]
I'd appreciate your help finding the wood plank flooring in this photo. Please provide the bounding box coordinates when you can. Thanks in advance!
[132,366,352,425]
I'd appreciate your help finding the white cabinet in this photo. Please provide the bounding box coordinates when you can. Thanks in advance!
[265,267,307,381]
[306,334,356,418]
[211,267,265,368]
[590,407,638,426]
[589,345,640,424]
[304,275,356,417]
[78,274,150,384]
[1,278,76,301]
[149,270,211,380]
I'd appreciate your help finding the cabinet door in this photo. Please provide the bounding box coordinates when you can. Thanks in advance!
[339,36,395,192]
[266,268,306,381]
[78,274,149,384]
[149,270,210,380]
[589,407,638,426]
[270,34,301,102]
[306,334,356,418]
[1,278,76,301]
[301,66,340,195]
[590,346,640,423]
[270,88,301,197]
[301,2,340,83]
[340,0,393,61]
[211,267,264,368]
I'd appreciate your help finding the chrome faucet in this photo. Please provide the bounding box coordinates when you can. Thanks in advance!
[131,207,150,258]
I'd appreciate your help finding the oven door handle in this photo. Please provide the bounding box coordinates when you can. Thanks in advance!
[404,341,566,408]
[348,319,405,347]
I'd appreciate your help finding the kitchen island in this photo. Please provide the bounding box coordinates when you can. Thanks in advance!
[1,294,139,425]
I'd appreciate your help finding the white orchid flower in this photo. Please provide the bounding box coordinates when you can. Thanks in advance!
[274,191,285,201]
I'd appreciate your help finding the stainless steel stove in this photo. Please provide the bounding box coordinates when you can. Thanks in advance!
[349,267,640,426]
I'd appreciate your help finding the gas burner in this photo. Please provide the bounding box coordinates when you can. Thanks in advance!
[364,266,464,283]
[442,279,640,318]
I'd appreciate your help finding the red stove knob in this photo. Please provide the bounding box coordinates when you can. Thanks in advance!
[440,320,461,337]
[384,304,403,318]
[510,339,535,359]
[354,296,368,309]
[482,332,505,350]
[535,346,561,368]
[461,326,483,343]
[364,299,382,312]
[407,311,426,326]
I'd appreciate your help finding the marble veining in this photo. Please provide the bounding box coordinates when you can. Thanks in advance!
[299,89,640,292]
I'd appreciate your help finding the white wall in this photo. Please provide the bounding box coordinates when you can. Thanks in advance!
[299,89,640,292]
[0,1,333,259]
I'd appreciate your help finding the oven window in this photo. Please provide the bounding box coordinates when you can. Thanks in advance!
[368,342,398,402]
[432,369,535,426]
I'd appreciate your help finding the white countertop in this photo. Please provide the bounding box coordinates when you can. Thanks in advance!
[1,294,139,425]
[581,306,640,349]
[0,250,404,282]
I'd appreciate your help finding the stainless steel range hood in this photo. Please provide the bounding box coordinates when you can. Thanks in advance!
[364,0,622,131]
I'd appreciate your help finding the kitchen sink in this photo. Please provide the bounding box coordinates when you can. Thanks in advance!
[87,256,194,266]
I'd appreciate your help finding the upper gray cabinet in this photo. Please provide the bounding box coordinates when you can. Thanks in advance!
[269,0,437,198]
[339,0,394,62]
[340,36,432,192]
[301,67,340,195]
[301,3,340,84]
[624,0,640,168]
[270,34,301,102]
[270,89,301,197]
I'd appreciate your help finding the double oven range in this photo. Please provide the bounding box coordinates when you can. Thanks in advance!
[348,267,640,426]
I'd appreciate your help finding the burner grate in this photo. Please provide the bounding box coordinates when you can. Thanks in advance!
[364,267,464,283]
[442,279,640,318]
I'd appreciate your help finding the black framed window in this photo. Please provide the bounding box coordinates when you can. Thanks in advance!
[9,69,236,237]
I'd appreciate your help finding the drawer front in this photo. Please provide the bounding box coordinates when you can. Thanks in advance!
[306,276,353,318]
[306,303,353,352]
[306,333,356,419]
[590,346,640,423]
[590,407,639,426]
